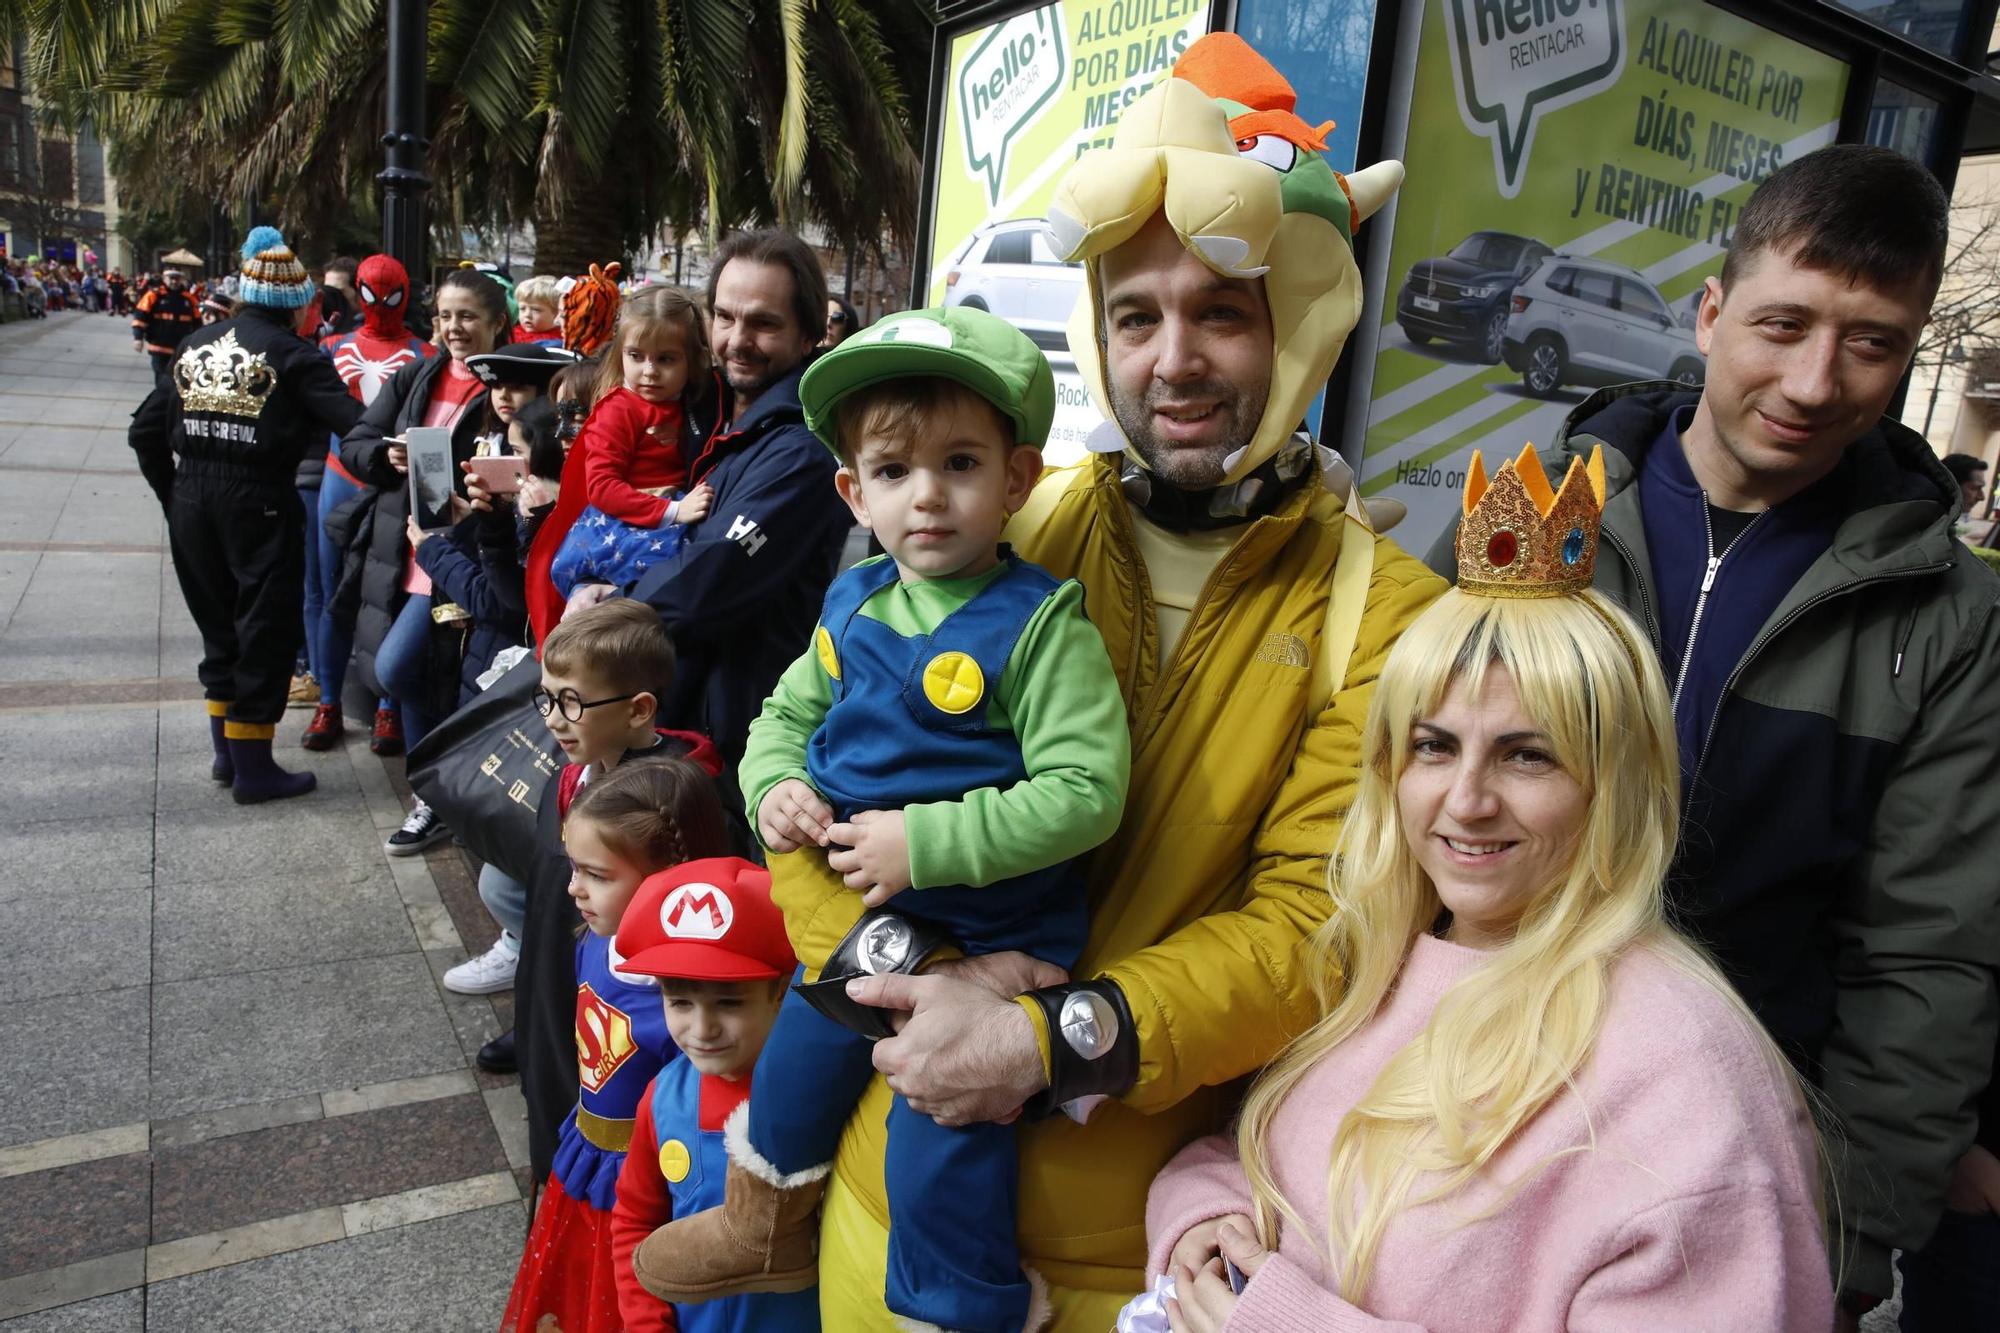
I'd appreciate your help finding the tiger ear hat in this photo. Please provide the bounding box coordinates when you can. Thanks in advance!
[562,261,623,358]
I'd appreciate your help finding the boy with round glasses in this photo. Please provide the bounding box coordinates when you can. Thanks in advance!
[488,598,726,1186]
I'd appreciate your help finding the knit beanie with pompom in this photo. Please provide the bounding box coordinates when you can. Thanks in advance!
[238,226,316,310]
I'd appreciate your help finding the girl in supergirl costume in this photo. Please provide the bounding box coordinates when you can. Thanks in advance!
[501,758,732,1333]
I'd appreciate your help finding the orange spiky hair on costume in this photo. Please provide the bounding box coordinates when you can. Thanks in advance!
[562,262,622,357]
[1456,443,1606,598]
[1174,31,1336,153]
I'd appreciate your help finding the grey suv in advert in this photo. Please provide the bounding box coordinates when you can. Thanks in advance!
[1503,256,1705,397]
[1396,231,1555,363]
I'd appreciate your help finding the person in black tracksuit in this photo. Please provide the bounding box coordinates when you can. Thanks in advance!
[128,227,361,803]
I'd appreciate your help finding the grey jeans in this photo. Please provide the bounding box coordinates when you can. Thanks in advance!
[477,862,526,949]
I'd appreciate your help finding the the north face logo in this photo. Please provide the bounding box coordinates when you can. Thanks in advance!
[661,884,734,940]
[1255,633,1310,668]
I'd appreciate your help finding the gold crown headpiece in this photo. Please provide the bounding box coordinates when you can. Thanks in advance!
[1456,442,1605,598]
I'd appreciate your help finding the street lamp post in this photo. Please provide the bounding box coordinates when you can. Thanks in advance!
[379,0,430,281]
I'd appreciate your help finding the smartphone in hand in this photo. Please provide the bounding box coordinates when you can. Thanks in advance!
[406,426,456,531]
[466,456,527,496]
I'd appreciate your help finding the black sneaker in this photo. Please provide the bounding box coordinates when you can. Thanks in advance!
[385,800,450,856]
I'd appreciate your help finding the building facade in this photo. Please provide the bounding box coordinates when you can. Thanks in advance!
[0,32,129,272]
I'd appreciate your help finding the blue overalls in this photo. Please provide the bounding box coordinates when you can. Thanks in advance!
[650,1060,820,1333]
[552,934,679,1210]
[750,552,1087,1332]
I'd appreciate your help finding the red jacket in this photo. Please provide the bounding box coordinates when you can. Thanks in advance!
[583,387,688,527]
[525,384,722,647]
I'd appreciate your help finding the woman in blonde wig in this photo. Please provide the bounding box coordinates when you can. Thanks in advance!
[1139,447,1831,1332]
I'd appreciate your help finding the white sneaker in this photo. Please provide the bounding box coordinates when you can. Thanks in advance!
[384,800,450,856]
[443,938,520,995]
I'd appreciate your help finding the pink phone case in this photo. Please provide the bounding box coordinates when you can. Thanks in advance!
[467,457,527,494]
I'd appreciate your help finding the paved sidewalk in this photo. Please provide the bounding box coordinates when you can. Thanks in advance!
[0,311,528,1329]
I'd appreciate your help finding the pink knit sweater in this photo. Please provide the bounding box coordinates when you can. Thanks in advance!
[1147,934,1832,1331]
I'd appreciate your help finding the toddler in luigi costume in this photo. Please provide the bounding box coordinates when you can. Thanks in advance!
[633,306,1131,1332]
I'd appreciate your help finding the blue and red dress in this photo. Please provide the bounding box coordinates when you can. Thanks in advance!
[502,932,678,1333]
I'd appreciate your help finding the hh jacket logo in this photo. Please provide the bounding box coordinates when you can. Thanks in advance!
[575,984,638,1092]
[726,514,768,556]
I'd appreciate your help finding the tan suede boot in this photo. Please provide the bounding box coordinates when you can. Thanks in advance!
[632,1102,831,1302]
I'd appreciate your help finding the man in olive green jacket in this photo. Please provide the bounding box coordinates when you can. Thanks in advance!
[1432,145,2000,1320]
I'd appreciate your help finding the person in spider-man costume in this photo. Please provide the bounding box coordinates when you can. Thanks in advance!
[323,255,434,407]
[304,255,440,753]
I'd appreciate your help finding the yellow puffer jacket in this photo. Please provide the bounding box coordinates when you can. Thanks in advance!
[775,453,1445,1320]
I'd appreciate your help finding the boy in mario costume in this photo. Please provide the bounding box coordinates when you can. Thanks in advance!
[636,306,1131,1332]
[610,858,816,1333]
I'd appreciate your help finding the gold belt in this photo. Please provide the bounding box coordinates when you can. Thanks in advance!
[576,1106,635,1152]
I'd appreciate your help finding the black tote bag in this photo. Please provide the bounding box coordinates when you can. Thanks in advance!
[405,651,560,883]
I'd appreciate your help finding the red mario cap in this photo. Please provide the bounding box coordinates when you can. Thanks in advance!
[615,857,796,982]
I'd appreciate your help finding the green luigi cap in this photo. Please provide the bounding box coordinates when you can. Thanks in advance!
[799,305,1056,459]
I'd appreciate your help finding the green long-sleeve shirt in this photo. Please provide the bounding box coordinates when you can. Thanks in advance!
[741,557,1130,890]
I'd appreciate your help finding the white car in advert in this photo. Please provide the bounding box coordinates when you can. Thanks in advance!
[1502,256,1705,397]
[941,218,1086,328]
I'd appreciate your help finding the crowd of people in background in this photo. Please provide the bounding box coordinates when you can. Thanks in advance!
[104,31,2000,1333]
[0,257,177,320]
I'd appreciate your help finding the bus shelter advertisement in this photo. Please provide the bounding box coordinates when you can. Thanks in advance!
[927,0,1215,462]
[1361,0,1848,554]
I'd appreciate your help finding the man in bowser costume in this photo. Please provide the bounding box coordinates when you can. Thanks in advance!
[764,35,1445,1328]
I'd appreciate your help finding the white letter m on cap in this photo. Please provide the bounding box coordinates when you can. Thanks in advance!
[661,884,734,940]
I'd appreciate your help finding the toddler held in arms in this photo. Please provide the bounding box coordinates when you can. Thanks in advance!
[549,285,715,597]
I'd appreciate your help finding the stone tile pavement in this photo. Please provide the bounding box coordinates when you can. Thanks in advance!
[0,312,528,1327]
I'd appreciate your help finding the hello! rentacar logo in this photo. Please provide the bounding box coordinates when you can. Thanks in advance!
[958,8,1068,208]
[1446,0,1627,198]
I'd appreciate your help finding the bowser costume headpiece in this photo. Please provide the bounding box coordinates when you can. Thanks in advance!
[1045,33,1402,519]
[354,254,412,341]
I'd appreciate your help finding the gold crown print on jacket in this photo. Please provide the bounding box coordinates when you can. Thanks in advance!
[174,331,277,419]
[1456,442,1605,599]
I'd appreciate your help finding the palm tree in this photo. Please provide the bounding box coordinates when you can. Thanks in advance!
[6,0,933,275]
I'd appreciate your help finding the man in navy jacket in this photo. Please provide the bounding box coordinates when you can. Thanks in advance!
[568,230,851,768]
